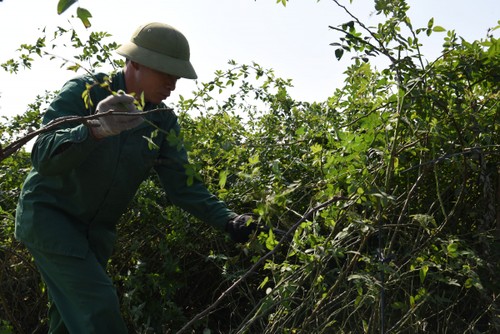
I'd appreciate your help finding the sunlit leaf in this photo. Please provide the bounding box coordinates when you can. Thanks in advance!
[248,154,259,165]
[259,276,269,290]
[265,229,278,250]
[427,17,434,29]
[447,243,458,257]
[57,0,78,14]
[432,26,446,32]
[219,169,228,189]
[419,265,429,283]
[311,144,322,154]
[77,7,92,28]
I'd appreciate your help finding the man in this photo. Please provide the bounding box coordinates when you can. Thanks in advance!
[15,22,256,333]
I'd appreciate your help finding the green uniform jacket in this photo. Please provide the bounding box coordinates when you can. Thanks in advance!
[15,71,236,259]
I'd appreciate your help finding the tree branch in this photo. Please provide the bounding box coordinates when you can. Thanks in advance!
[0,107,173,163]
[330,0,397,63]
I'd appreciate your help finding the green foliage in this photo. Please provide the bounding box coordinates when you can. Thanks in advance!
[57,0,78,14]
[1,24,122,74]
[57,0,93,28]
[109,177,188,332]
[1,1,499,333]
[0,152,47,333]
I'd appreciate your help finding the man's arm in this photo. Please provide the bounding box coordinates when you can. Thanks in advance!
[31,78,100,176]
[154,119,237,231]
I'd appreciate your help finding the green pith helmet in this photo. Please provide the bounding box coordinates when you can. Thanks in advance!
[117,22,197,79]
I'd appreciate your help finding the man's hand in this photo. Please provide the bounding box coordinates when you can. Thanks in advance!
[226,214,267,243]
[88,92,144,139]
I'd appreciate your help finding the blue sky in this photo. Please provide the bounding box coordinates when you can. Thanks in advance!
[0,0,498,118]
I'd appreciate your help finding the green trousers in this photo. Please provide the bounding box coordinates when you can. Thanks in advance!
[28,246,128,333]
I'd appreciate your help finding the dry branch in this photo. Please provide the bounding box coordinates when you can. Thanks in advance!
[0,108,173,162]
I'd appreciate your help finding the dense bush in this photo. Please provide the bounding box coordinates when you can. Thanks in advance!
[1,1,499,333]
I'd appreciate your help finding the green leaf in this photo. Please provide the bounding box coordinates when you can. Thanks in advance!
[259,276,270,290]
[335,48,344,61]
[295,127,306,136]
[447,242,458,257]
[311,143,322,154]
[432,26,446,32]
[218,170,228,189]
[248,154,260,165]
[57,0,78,14]
[265,229,278,250]
[419,265,429,283]
[77,7,92,28]
[391,301,406,310]
[66,64,81,72]
[409,295,415,308]
[143,130,159,151]
[427,17,434,29]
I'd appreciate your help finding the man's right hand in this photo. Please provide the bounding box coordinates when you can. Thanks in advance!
[226,214,269,243]
[88,93,144,139]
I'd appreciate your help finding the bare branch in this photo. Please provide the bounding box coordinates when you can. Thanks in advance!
[0,107,173,163]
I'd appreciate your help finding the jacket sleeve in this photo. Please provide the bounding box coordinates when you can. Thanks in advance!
[154,115,237,231]
[31,79,100,176]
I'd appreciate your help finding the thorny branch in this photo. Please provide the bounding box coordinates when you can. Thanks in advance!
[175,195,350,334]
[0,108,173,163]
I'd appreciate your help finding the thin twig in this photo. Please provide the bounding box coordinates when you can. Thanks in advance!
[330,0,397,63]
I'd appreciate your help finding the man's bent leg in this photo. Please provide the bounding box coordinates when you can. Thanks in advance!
[46,291,70,334]
[28,246,127,334]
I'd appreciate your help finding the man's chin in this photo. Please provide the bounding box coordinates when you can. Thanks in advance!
[158,93,171,104]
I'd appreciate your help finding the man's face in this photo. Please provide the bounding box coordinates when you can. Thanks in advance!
[132,63,180,104]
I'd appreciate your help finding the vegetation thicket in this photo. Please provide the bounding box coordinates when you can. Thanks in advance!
[1,0,499,333]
